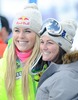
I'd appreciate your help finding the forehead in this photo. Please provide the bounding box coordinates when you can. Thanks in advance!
[14,27,30,30]
[40,35,53,41]
[40,35,59,45]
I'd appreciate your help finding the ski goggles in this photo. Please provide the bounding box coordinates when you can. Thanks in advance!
[30,63,48,82]
[39,18,73,44]
[40,18,62,36]
[29,55,48,82]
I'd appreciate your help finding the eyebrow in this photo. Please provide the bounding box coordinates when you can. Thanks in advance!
[40,38,53,42]
[14,27,19,29]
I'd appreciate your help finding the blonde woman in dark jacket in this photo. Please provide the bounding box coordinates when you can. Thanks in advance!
[36,18,78,100]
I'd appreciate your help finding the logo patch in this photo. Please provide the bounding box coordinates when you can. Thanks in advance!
[16,16,30,26]
[16,71,22,79]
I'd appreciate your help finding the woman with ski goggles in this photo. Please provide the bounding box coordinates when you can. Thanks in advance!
[29,18,76,81]
[29,18,73,80]
[36,18,78,100]
[29,18,66,81]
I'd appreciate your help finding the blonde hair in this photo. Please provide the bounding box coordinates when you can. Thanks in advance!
[5,34,40,100]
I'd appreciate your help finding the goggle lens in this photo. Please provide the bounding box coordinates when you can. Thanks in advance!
[40,18,62,36]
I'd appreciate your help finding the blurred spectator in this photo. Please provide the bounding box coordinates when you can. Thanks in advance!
[0,15,12,43]
[0,15,12,58]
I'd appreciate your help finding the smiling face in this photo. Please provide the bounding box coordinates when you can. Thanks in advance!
[40,35,59,61]
[13,27,36,52]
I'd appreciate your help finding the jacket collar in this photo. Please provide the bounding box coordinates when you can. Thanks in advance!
[38,62,59,88]
[63,50,78,64]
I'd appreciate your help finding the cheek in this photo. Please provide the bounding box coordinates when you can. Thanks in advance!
[29,35,36,44]
[13,34,18,44]
[13,34,17,39]
[51,44,59,52]
[40,44,43,51]
[50,46,59,56]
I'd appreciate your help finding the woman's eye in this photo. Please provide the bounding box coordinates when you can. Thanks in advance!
[40,41,44,44]
[24,30,31,33]
[47,42,53,45]
[14,29,19,32]
[48,42,53,44]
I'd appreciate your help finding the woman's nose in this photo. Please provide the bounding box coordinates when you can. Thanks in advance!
[42,43,48,50]
[19,32,24,38]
